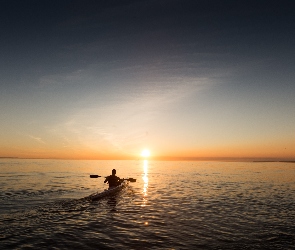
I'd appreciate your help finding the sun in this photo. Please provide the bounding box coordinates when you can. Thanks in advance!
[141,149,150,158]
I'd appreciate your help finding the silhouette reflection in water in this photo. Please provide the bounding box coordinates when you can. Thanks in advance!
[107,196,117,212]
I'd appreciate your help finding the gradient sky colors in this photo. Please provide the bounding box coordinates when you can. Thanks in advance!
[1,0,295,160]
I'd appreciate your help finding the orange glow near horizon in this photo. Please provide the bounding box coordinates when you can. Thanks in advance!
[1,138,295,160]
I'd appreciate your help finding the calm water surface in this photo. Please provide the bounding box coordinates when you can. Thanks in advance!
[0,159,294,249]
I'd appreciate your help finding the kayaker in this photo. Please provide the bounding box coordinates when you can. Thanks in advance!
[104,169,122,188]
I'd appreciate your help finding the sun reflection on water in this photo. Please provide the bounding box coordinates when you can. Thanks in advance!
[142,160,148,207]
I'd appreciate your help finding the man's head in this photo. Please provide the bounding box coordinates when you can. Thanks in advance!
[112,169,116,175]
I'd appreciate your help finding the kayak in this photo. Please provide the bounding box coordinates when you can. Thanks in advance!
[89,180,129,201]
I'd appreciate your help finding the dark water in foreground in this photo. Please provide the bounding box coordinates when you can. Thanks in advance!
[0,159,294,249]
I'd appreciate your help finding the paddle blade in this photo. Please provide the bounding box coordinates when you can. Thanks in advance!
[127,178,136,182]
[90,175,101,178]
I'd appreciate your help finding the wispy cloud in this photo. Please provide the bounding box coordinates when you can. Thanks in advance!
[28,135,46,144]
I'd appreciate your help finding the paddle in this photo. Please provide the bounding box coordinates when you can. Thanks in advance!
[89,175,136,182]
[123,178,136,182]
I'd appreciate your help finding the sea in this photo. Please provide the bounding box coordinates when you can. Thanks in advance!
[0,159,294,249]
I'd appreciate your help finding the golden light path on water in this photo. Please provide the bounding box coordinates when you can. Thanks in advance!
[142,160,148,209]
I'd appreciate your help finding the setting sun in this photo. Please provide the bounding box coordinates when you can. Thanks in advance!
[141,149,150,158]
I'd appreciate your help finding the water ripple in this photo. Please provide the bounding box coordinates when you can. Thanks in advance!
[1,160,295,249]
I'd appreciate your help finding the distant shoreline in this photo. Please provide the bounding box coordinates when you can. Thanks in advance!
[253,160,295,163]
[0,157,19,159]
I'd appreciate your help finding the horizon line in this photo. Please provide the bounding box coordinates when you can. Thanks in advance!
[1,156,295,162]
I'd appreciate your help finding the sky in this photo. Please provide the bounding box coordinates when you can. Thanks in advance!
[0,0,295,160]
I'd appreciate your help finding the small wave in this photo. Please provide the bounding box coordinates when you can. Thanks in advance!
[0,189,75,201]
